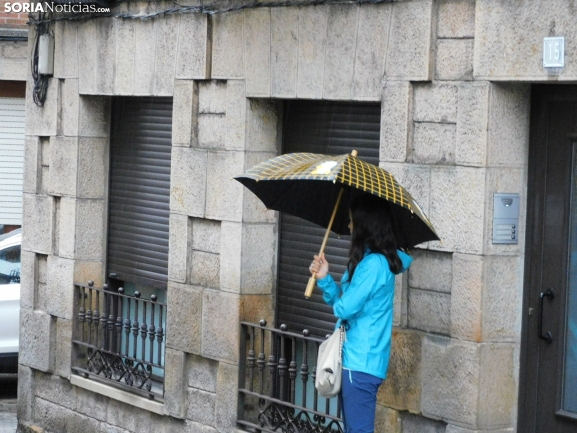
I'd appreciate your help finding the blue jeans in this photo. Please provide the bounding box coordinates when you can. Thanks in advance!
[340,369,383,433]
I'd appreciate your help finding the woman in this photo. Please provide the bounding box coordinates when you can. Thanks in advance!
[309,193,412,433]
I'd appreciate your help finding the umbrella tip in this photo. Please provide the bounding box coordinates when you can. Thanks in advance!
[351,150,358,157]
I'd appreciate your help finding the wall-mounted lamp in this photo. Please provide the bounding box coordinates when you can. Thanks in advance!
[38,33,54,75]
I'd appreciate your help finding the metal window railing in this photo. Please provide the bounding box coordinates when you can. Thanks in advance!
[238,320,344,433]
[72,281,166,400]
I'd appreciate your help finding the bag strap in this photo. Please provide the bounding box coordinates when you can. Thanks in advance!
[338,325,345,362]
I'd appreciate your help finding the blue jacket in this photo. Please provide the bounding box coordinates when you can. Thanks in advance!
[317,250,412,379]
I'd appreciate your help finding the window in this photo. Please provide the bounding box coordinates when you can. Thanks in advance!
[0,97,25,228]
[277,100,381,337]
[238,100,381,432]
[72,98,172,400]
[107,97,173,289]
[0,244,20,285]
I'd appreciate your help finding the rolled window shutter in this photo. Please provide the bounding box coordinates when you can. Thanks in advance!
[278,100,380,337]
[0,98,25,226]
[107,97,173,288]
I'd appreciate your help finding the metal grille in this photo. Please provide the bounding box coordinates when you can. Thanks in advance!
[238,321,343,433]
[72,282,166,400]
[278,100,380,337]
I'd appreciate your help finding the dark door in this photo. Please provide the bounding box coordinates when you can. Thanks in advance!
[519,85,577,432]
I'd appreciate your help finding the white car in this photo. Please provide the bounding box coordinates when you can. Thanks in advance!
[0,228,21,376]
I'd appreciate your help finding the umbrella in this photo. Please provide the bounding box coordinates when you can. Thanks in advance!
[234,150,439,297]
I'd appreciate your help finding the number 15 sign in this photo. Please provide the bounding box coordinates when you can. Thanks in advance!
[543,37,565,68]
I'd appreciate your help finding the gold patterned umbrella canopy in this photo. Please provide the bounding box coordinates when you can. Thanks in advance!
[235,151,439,248]
[236,151,439,298]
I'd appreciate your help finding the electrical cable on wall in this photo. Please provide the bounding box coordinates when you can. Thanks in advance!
[29,0,397,25]
[31,12,51,107]
[27,0,395,106]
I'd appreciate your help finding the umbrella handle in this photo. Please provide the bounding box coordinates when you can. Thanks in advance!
[304,275,317,299]
[304,187,345,299]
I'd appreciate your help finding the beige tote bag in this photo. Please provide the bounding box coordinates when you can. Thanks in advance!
[315,325,345,398]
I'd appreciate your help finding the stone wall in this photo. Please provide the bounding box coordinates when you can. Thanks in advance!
[1,0,29,81]
[378,80,527,432]
[375,3,528,431]
[0,36,27,81]
[475,0,577,81]
[18,0,539,432]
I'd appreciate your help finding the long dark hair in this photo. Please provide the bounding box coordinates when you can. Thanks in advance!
[347,193,402,279]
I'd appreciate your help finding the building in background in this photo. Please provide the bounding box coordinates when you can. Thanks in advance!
[14,1,577,433]
[0,0,28,234]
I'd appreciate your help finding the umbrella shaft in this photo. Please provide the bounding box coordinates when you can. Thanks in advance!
[319,188,345,253]
[304,187,345,299]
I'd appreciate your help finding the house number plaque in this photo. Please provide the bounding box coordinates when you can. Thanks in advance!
[543,37,565,68]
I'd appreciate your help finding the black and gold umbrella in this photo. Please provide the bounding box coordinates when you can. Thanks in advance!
[234,151,439,297]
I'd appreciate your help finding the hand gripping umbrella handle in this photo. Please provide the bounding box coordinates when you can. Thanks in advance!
[304,187,345,299]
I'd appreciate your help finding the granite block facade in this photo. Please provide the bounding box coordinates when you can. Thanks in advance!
[17,0,540,432]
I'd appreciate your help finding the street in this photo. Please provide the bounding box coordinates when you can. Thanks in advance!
[0,378,16,433]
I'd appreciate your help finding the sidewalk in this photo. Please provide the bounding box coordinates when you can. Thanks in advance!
[0,398,17,433]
